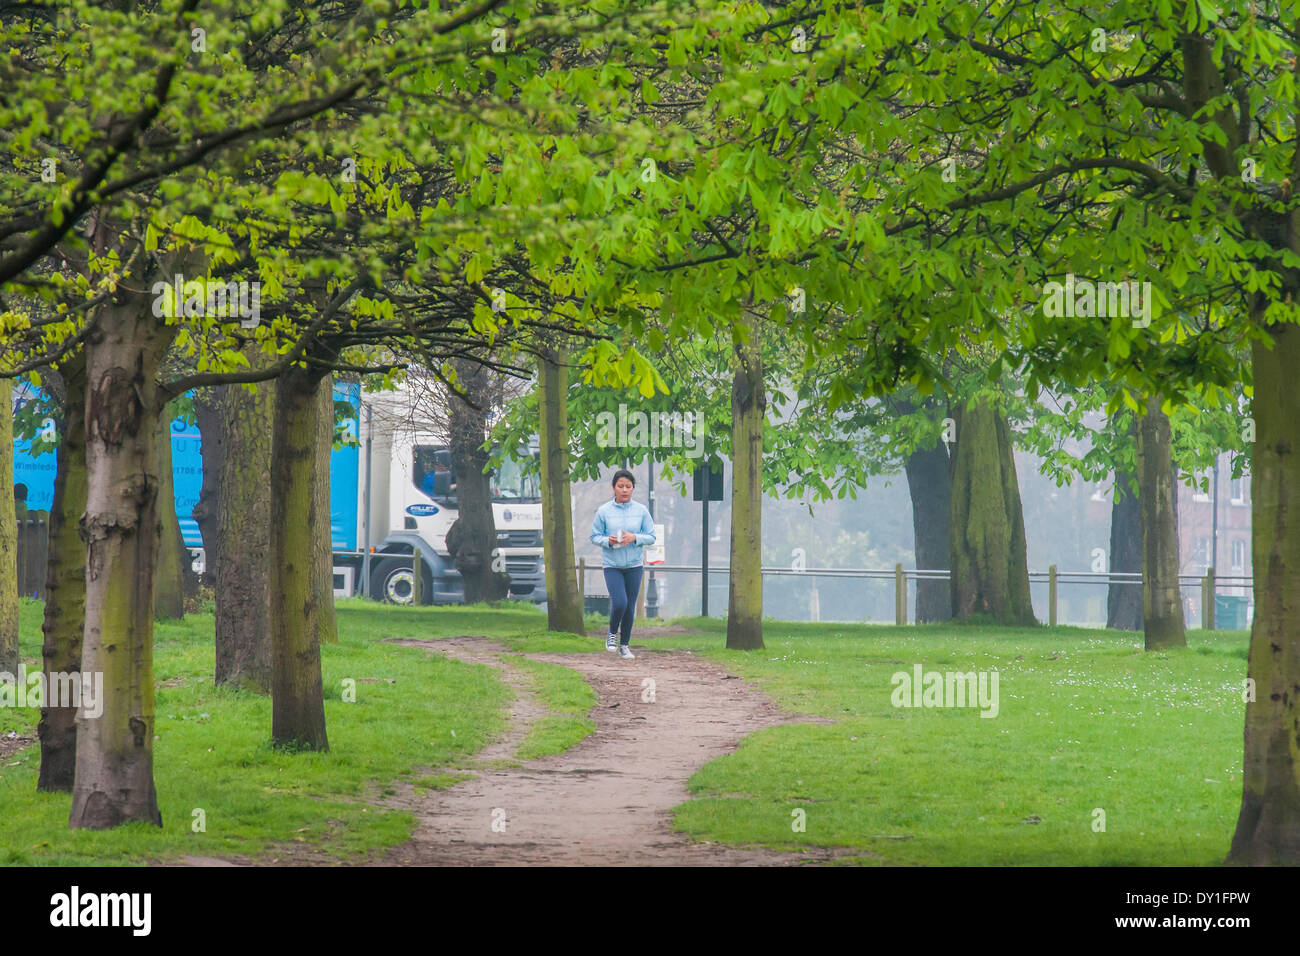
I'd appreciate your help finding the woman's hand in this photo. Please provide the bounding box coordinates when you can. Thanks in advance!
[608,534,619,547]
[618,530,634,545]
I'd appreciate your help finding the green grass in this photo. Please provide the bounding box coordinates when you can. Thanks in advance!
[508,656,597,760]
[647,617,1250,865]
[4,597,1255,866]
[496,628,603,654]
[1,598,510,865]
[344,598,605,654]
[333,597,547,640]
[412,771,475,791]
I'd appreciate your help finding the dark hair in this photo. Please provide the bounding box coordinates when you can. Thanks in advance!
[611,469,635,488]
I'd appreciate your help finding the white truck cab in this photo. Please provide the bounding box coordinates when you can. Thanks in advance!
[335,387,546,605]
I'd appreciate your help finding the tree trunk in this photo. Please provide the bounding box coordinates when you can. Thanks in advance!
[192,389,224,589]
[0,378,17,676]
[1228,322,1300,863]
[69,293,173,829]
[905,440,952,623]
[726,321,765,650]
[447,358,508,604]
[37,354,87,792]
[153,414,187,620]
[315,374,337,644]
[1136,397,1186,650]
[213,379,273,693]
[1107,414,1144,631]
[537,345,584,634]
[269,364,329,750]
[949,395,1036,625]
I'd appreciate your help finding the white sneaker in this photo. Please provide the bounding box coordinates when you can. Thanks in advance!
[606,633,618,652]
[618,644,635,660]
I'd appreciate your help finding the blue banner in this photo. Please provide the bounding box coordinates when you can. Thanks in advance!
[12,383,363,553]
[331,382,360,551]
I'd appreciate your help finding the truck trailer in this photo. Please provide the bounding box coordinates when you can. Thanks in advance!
[334,386,546,604]
[11,382,546,606]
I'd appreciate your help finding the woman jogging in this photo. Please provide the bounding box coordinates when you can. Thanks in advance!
[590,469,655,659]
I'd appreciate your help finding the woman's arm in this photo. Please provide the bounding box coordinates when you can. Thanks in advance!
[635,506,656,546]
[590,506,609,548]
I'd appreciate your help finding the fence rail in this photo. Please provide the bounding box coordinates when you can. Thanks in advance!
[574,559,1252,627]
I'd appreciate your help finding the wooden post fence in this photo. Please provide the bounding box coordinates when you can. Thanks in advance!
[1049,564,1058,627]
[578,557,586,614]
[895,563,907,625]
[1203,567,1215,630]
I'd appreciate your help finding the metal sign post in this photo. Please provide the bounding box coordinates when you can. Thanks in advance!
[702,495,709,616]
[693,460,723,617]
[647,456,658,617]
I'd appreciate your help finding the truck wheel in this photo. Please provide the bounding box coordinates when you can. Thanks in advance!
[372,560,432,606]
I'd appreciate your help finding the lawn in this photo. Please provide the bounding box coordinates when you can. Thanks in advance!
[0,598,558,865]
[1,598,1251,866]
[647,617,1249,865]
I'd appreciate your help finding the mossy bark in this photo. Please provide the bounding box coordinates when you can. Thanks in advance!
[37,355,87,792]
[1228,322,1300,864]
[1136,397,1186,650]
[213,378,273,693]
[153,414,187,620]
[315,374,337,644]
[70,292,172,829]
[949,395,1035,625]
[726,323,765,650]
[269,364,329,751]
[192,389,223,589]
[905,440,953,623]
[1107,413,1144,631]
[0,378,17,676]
[447,358,508,604]
[538,345,584,634]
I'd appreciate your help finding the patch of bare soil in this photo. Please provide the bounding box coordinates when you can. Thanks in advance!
[375,636,856,866]
[628,625,714,639]
[0,732,35,763]
[174,635,866,867]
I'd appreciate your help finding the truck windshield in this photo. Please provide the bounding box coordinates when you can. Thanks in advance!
[413,445,538,501]
[491,453,540,501]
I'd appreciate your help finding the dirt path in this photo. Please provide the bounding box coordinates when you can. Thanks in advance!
[375,635,851,866]
[0,731,35,763]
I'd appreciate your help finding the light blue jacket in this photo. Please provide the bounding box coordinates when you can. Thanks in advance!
[590,498,656,568]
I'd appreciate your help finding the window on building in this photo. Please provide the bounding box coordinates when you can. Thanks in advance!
[1192,469,1212,502]
[1194,536,1211,567]
[1232,539,1246,571]
[1231,476,1246,504]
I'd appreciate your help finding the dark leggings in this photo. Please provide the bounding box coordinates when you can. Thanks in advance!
[604,566,644,645]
